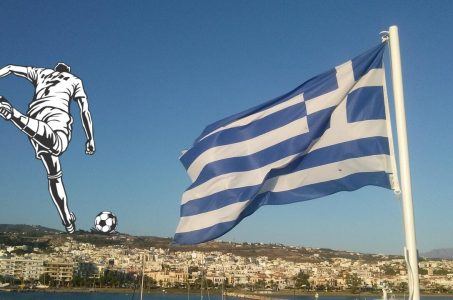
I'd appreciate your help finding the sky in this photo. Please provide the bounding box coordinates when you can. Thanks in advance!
[0,0,452,255]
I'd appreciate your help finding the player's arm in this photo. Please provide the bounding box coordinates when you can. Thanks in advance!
[76,96,95,155]
[0,65,28,78]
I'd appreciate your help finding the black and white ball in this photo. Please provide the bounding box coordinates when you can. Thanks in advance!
[94,211,117,233]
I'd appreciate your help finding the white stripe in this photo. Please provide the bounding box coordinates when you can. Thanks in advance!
[183,119,388,203]
[199,94,305,141]
[309,119,388,152]
[329,96,348,127]
[382,64,401,193]
[187,117,309,181]
[259,154,391,193]
[176,200,250,233]
[177,155,391,234]
[182,153,299,204]
[350,68,384,92]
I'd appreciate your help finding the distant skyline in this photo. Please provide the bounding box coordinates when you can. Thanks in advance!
[0,1,452,255]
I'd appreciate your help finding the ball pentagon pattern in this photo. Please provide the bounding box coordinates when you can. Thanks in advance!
[94,211,117,234]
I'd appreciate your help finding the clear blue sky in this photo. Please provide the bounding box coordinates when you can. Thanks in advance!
[0,0,452,254]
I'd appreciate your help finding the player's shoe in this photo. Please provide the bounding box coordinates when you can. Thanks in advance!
[0,96,13,120]
[63,212,77,234]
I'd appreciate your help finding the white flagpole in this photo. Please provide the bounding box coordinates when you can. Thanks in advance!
[387,25,420,300]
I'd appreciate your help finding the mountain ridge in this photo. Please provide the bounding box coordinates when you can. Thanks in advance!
[0,224,398,263]
[422,248,453,259]
[0,224,61,234]
[1,224,451,262]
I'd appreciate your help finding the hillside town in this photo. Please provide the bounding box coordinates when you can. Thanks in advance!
[0,234,452,295]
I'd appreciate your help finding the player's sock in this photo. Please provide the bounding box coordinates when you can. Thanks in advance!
[64,212,76,234]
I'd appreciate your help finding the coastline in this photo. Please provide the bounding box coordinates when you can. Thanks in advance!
[1,288,452,298]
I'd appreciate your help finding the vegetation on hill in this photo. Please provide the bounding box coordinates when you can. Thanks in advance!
[0,224,404,263]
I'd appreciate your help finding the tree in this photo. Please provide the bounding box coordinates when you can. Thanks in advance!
[254,279,265,290]
[72,275,83,287]
[433,269,451,276]
[418,268,428,275]
[382,266,398,276]
[39,273,53,287]
[206,279,214,288]
[346,273,362,294]
[395,282,408,293]
[294,270,310,290]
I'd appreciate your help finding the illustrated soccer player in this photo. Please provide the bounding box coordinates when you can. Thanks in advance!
[0,63,95,233]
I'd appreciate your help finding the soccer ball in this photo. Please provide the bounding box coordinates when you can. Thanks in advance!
[94,211,117,234]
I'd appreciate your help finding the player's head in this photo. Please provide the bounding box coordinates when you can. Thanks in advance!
[54,62,71,73]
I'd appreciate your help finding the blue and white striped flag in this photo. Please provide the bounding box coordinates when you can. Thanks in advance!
[174,43,400,245]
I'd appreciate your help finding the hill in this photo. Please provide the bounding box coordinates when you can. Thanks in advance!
[0,224,61,235]
[0,224,402,263]
[422,248,453,259]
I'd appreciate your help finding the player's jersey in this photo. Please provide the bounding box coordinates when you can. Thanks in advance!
[25,67,87,116]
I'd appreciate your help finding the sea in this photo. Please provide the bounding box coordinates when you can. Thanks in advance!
[0,294,452,300]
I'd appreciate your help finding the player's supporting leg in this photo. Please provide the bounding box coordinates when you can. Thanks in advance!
[40,153,76,233]
[0,97,66,156]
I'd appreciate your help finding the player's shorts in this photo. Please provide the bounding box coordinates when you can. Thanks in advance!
[27,107,73,159]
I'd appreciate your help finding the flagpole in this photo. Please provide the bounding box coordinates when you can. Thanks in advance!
[386,25,420,300]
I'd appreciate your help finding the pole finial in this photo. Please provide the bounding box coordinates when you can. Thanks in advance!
[380,31,389,43]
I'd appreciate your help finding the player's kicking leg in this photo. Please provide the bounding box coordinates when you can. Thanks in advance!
[40,153,76,233]
[0,96,75,233]
[0,96,67,156]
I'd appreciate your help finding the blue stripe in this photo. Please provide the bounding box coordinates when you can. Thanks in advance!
[264,171,390,205]
[266,136,389,178]
[174,171,391,245]
[302,68,338,101]
[181,136,390,217]
[194,67,335,144]
[351,43,386,81]
[347,86,385,123]
[195,87,304,144]
[182,186,255,217]
[174,220,238,245]
[180,102,307,170]
[189,131,313,188]
[195,43,385,143]
[307,107,334,139]
[188,106,334,187]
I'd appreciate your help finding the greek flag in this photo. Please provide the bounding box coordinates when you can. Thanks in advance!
[174,43,399,245]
